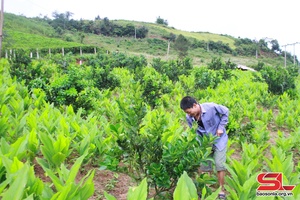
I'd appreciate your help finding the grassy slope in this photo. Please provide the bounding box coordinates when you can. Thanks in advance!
[3,13,84,49]
[3,13,289,67]
[4,30,84,49]
[113,19,236,48]
[4,13,56,36]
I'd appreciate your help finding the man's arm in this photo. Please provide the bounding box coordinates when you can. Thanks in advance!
[215,104,229,134]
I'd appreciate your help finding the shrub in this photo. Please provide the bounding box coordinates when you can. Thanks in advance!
[151,57,193,82]
[193,66,221,90]
[207,57,236,80]
[260,65,297,95]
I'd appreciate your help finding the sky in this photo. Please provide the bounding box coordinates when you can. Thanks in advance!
[5,0,300,60]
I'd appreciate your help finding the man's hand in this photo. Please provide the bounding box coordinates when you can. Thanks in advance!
[216,129,223,137]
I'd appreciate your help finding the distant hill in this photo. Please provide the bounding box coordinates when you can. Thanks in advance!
[2,12,293,67]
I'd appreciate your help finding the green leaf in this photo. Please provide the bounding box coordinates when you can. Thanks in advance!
[291,184,300,200]
[201,186,207,197]
[36,157,64,191]
[127,178,148,200]
[205,187,221,200]
[173,171,197,200]
[66,153,87,184]
[223,163,241,193]
[53,134,70,154]
[50,184,72,200]
[0,138,10,155]
[10,134,28,159]
[77,170,95,199]
[39,131,55,156]
[52,152,67,166]
[104,191,117,200]
[0,179,10,194]
[241,173,260,199]
[224,185,239,200]
[40,145,54,165]
[7,157,24,174]
[22,194,34,200]
[2,164,29,200]
[28,129,39,153]
[282,154,294,178]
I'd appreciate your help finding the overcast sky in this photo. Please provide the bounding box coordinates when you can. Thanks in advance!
[5,0,300,60]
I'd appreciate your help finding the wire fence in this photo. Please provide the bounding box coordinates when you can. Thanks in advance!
[4,46,109,60]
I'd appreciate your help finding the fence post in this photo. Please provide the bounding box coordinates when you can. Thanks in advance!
[62,47,64,56]
[36,48,39,59]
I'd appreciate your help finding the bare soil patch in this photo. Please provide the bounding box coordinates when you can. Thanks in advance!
[86,168,135,200]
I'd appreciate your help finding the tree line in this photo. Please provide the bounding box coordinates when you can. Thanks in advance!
[31,11,298,62]
[38,11,149,39]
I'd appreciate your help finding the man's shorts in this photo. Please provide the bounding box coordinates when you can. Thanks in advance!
[200,146,226,172]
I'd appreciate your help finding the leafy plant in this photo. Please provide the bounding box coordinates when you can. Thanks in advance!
[260,65,297,95]
[174,34,190,58]
[173,171,198,200]
[127,178,148,200]
[207,57,236,80]
[0,157,44,199]
[38,131,71,168]
[36,153,95,200]
[150,57,193,82]
[223,143,263,199]
[139,67,172,108]
[264,146,299,186]
[192,66,220,89]
[193,172,217,198]
[147,132,215,195]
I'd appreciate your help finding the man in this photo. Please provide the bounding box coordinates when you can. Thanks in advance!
[180,96,228,199]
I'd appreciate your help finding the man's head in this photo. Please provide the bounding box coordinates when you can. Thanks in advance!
[180,96,200,117]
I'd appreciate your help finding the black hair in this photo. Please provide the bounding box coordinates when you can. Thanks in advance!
[180,96,197,110]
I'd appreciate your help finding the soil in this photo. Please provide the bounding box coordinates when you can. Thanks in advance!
[85,168,134,200]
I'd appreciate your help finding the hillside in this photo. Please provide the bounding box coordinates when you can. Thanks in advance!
[2,12,293,67]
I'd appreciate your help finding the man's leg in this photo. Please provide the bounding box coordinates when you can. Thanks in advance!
[217,170,225,193]
[214,147,227,198]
